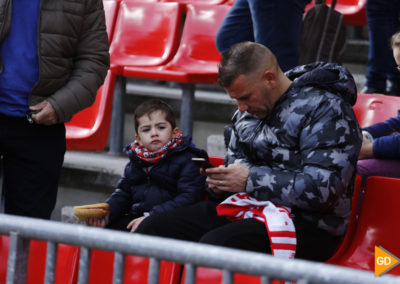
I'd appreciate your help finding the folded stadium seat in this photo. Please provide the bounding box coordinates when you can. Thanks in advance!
[0,236,80,284]
[305,0,366,26]
[352,93,400,128]
[65,71,117,150]
[88,249,181,284]
[64,0,120,151]
[326,176,400,275]
[109,1,185,73]
[121,4,230,136]
[225,0,235,5]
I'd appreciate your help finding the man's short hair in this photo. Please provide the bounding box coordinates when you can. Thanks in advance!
[134,99,176,133]
[218,41,276,88]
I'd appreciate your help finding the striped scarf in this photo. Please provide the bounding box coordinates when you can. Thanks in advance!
[131,132,183,164]
[216,193,296,259]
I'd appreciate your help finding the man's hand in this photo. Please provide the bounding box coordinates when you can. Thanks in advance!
[205,163,250,193]
[85,217,106,228]
[127,216,147,233]
[358,136,374,160]
[30,100,58,125]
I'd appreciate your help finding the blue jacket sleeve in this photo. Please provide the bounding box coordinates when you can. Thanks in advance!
[363,111,400,138]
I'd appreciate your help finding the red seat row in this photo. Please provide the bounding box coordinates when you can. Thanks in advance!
[65,0,368,151]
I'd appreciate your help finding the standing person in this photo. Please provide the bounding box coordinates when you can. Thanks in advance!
[0,0,110,219]
[215,0,311,72]
[357,31,400,185]
[83,99,207,232]
[135,42,362,262]
[361,0,400,96]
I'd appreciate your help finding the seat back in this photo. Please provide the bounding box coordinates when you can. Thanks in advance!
[0,236,79,284]
[353,93,400,128]
[305,0,366,26]
[163,4,230,83]
[65,71,116,150]
[110,1,184,72]
[328,176,400,275]
[103,0,120,43]
[88,249,181,284]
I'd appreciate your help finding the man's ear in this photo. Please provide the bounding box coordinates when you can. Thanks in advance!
[263,70,277,88]
[172,127,179,137]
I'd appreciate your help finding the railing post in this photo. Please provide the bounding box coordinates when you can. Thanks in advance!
[148,257,160,284]
[113,251,125,284]
[109,75,127,155]
[44,241,57,284]
[77,246,90,284]
[7,232,29,284]
[222,269,233,284]
[184,263,196,284]
[180,83,195,137]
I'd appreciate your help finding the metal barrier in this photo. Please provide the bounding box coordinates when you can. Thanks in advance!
[0,213,399,284]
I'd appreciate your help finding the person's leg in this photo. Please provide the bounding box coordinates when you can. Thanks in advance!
[215,0,254,55]
[249,0,308,71]
[357,158,400,186]
[365,0,398,93]
[135,200,231,241]
[0,115,65,219]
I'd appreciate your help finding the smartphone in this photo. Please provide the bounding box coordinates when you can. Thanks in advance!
[191,157,214,169]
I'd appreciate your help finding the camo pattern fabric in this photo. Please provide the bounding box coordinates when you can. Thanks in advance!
[225,62,362,237]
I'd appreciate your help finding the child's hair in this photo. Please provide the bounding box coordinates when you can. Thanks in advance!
[134,99,176,133]
[391,31,400,49]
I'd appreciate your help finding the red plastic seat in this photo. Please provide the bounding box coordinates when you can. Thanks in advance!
[327,176,400,275]
[305,0,366,26]
[109,1,185,74]
[122,4,230,84]
[88,249,181,284]
[0,235,80,284]
[103,0,120,43]
[353,93,400,128]
[65,71,117,150]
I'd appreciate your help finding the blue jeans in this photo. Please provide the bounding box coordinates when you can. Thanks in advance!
[0,114,66,219]
[215,0,310,72]
[365,0,400,90]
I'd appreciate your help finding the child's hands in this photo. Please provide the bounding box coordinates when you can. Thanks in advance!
[127,216,147,233]
[86,217,106,228]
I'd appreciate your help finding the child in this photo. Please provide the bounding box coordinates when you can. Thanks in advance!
[86,99,207,232]
[357,31,400,183]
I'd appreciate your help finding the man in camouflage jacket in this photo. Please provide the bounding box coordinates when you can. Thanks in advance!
[136,42,361,262]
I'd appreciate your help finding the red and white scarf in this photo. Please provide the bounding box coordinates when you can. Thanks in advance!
[131,132,183,164]
[216,193,296,259]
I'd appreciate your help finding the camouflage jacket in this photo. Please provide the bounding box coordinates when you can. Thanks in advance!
[226,62,362,237]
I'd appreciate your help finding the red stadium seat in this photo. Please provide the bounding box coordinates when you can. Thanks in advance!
[327,176,400,275]
[103,0,120,43]
[65,71,117,150]
[305,0,366,26]
[109,1,185,74]
[353,93,400,128]
[0,236,79,284]
[88,249,181,284]
[122,4,229,84]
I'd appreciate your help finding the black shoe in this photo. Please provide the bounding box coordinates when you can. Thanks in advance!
[386,80,400,96]
[360,86,386,95]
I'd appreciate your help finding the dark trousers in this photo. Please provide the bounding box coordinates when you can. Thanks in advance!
[215,0,310,72]
[0,114,65,219]
[136,200,338,261]
[365,0,400,90]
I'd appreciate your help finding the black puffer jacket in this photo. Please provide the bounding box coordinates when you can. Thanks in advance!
[226,62,362,237]
[0,0,110,122]
[106,136,207,223]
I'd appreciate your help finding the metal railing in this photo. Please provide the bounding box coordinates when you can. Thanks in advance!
[0,213,399,284]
